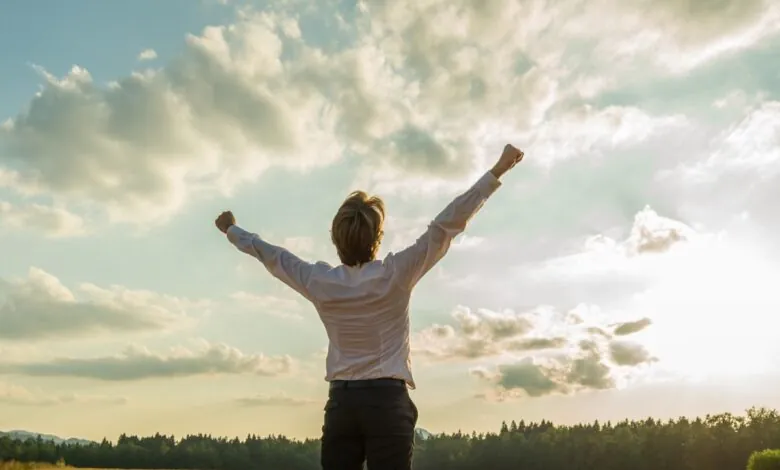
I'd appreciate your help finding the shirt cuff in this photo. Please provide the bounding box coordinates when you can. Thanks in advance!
[226,224,249,244]
[475,171,502,198]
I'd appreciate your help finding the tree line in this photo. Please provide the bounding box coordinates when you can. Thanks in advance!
[2,407,780,469]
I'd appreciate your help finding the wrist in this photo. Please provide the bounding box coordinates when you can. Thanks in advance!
[489,164,506,179]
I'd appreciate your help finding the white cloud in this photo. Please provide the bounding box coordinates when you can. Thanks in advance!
[382,215,429,254]
[0,14,344,225]
[281,236,316,256]
[0,381,126,406]
[655,101,780,245]
[0,341,294,381]
[678,101,780,183]
[451,234,486,251]
[0,201,86,237]
[229,291,304,320]
[516,105,688,168]
[0,267,197,340]
[497,0,780,89]
[235,393,315,407]
[528,206,697,284]
[137,49,158,61]
[0,0,718,225]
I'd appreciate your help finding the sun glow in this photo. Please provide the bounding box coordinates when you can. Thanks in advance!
[629,230,780,379]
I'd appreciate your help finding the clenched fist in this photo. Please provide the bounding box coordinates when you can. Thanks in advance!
[215,211,236,234]
[490,144,525,178]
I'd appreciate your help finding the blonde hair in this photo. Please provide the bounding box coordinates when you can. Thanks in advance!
[331,191,385,266]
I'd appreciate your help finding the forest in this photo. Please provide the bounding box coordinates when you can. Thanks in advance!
[2,407,780,470]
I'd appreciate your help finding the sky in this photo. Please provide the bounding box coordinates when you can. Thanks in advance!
[1,0,780,443]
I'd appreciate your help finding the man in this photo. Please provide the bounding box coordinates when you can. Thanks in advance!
[215,144,525,469]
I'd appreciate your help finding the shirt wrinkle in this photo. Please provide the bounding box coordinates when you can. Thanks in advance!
[226,171,502,390]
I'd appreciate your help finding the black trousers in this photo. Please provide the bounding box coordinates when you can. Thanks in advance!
[321,379,419,470]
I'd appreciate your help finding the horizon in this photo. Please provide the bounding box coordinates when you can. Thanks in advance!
[2,0,780,444]
[1,404,775,444]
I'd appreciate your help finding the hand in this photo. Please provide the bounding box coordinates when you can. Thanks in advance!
[215,211,236,234]
[490,144,525,178]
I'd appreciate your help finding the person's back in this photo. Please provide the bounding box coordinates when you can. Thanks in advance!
[215,144,525,470]
[311,261,415,386]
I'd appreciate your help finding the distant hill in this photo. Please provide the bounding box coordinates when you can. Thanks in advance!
[415,428,433,440]
[0,430,94,446]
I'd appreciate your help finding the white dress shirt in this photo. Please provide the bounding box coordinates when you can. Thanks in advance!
[226,171,502,389]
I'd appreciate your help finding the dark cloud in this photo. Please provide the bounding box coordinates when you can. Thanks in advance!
[507,337,568,351]
[474,343,623,398]
[566,353,614,390]
[613,318,653,336]
[587,327,613,338]
[610,341,655,366]
[496,360,563,397]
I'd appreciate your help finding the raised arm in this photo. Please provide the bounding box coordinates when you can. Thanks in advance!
[215,211,317,301]
[388,144,525,290]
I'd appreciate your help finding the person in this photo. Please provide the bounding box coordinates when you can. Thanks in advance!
[214,144,525,470]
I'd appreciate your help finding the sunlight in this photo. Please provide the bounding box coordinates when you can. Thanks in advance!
[631,231,780,379]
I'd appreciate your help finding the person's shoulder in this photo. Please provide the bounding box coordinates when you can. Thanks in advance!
[311,260,335,273]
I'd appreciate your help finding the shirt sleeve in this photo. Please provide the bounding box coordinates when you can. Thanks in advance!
[387,170,502,290]
[226,225,317,301]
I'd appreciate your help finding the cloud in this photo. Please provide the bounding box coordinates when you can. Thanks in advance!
[414,305,538,360]
[229,291,304,320]
[235,393,315,407]
[137,49,158,61]
[505,201,780,378]
[472,360,564,398]
[281,236,316,257]
[518,105,688,167]
[609,341,655,366]
[627,208,694,254]
[0,0,711,225]
[0,381,126,407]
[414,303,623,362]
[0,13,343,224]
[613,318,653,336]
[524,206,697,290]
[666,101,780,234]
[451,234,486,251]
[0,268,196,341]
[0,201,86,237]
[413,295,664,398]
[0,342,293,381]
[506,337,569,351]
[471,340,623,400]
[532,0,780,82]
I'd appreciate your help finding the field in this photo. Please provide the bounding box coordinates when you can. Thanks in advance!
[0,463,72,470]
[0,464,161,470]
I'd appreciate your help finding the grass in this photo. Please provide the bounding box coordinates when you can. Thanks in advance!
[0,463,74,470]
[0,464,151,470]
